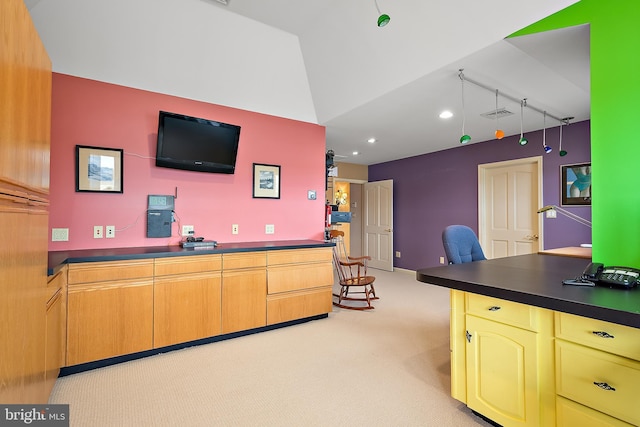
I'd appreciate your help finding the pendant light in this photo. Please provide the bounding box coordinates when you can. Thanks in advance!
[558,121,567,156]
[518,99,528,146]
[459,70,470,144]
[374,0,390,27]
[542,111,552,154]
[494,89,504,139]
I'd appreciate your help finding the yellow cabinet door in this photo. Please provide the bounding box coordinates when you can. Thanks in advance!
[465,315,539,427]
[222,268,267,334]
[67,280,153,366]
[154,272,222,348]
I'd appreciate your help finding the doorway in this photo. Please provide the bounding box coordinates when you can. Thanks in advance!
[478,157,543,258]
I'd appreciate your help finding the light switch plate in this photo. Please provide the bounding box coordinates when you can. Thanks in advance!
[307,190,316,200]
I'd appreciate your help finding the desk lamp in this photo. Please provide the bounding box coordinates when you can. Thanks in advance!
[537,205,592,228]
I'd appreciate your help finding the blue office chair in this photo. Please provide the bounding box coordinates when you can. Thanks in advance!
[442,225,487,264]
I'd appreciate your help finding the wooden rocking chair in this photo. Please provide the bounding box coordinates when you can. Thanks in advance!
[330,230,378,310]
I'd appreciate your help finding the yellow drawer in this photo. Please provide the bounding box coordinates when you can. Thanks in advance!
[267,262,333,294]
[267,287,332,325]
[68,259,154,284]
[154,255,222,276]
[556,396,634,427]
[267,248,332,266]
[465,293,540,331]
[222,252,266,270]
[556,340,640,426]
[555,312,640,361]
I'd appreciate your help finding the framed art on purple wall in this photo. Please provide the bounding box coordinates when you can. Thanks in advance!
[561,162,591,206]
[75,145,123,193]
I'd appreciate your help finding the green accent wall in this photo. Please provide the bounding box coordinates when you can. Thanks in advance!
[512,0,640,267]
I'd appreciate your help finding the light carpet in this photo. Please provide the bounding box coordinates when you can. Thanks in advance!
[49,269,492,427]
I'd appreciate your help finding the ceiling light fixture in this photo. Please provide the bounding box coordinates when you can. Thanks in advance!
[558,117,573,156]
[439,110,453,119]
[518,99,528,146]
[368,138,376,143]
[374,0,390,27]
[542,111,552,154]
[459,70,471,144]
[494,90,504,139]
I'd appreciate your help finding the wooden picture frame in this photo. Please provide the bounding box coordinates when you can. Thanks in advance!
[561,162,591,206]
[252,163,280,199]
[75,145,123,193]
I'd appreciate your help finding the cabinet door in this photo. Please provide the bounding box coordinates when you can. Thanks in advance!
[465,315,539,427]
[45,291,64,396]
[154,272,222,348]
[67,280,153,366]
[222,268,266,334]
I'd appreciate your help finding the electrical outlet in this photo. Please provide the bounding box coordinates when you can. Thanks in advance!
[182,225,194,237]
[232,224,239,235]
[265,224,275,234]
[51,228,69,242]
[395,251,401,258]
[440,256,445,264]
[106,225,115,238]
[93,225,103,239]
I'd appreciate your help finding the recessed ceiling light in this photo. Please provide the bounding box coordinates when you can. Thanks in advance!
[367,138,376,143]
[439,110,453,119]
[353,151,359,155]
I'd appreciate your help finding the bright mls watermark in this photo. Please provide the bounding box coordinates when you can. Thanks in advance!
[0,405,68,426]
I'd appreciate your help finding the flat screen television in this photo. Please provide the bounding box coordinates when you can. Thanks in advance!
[155,111,241,174]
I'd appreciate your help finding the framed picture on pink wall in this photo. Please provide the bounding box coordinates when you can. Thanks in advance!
[561,162,591,206]
[75,145,123,193]
[252,163,280,199]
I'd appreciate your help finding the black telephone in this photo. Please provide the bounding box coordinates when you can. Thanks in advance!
[576,262,640,288]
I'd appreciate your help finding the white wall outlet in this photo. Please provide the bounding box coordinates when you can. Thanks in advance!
[395,251,401,258]
[182,225,194,237]
[106,225,115,238]
[265,224,275,234]
[51,228,69,242]
[232,224,239,235]
[546,209,557,218]
[93,225,103,239]
[440,256,445,265]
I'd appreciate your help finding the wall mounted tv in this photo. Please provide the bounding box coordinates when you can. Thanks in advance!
[155,111,241,174]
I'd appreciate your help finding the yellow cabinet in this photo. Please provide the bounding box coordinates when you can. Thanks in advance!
[556,396,634,427]
[153,255,222,348]
[222,253,267,334]
[450,290,554,427]
[66,260,154,366]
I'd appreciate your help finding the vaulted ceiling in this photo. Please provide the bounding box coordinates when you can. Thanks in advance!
[25,0,586,165]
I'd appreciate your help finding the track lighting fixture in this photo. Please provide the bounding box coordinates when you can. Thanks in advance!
[542,111,552,154]
[518,99,528,146]
[459,70,470,144]
[558,117,572,156]
[374,0,390,27]
[494,90,504,139]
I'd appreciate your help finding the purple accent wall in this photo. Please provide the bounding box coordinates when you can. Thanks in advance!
[369,120,591,270]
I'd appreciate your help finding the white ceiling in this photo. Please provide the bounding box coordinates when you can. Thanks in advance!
[25,0,587,165]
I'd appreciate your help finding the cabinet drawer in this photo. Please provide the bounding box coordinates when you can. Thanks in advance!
[68,260,154,284]
[267,248,332,266]
[267,262,333,294]
[556,340,640,426]
[222,252,266,270]
[465,293,540,331]
[555,312,640,361]
[267,287,332,325]
[47,266,66,301]
[556,396,634,427]
[154,255,222,277]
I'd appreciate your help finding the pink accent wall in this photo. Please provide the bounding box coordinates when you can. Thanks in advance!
[49,73,326,251]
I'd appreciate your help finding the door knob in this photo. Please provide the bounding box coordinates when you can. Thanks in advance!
[385,229,392,232]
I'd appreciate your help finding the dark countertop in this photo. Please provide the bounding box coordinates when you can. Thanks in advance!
[416,254,640,329]
[49,240,333,275]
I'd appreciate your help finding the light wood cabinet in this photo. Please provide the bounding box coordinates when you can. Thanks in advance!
[153,256,222,348]
[451,291,555,427]
[44,267,66,397]
[222,253,267,334]
[266,248,333,324]
[555,312,640,426]
[66,260,154,366]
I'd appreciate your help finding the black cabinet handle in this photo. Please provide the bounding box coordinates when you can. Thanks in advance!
[592,331,615,339]
[593,382,616,391]
[488,306,501,311]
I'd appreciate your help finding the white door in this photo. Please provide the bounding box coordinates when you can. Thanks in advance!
[478,157,542,259]
[364,179,393,271]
